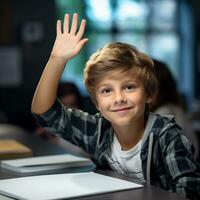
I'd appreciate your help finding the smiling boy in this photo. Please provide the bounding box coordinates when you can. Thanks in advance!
[31,13,200,199]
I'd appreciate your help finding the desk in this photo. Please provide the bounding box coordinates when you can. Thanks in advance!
[0,125,188,200]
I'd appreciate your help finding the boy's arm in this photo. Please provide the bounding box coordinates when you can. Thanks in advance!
[31,13,88,114]
[162,129,200,199]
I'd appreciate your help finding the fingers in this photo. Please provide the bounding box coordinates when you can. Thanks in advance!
[75,38,88,52]
[56,20,62,35]
[76,19,86,39]
[63,14,70,33]
[60,13,87,38]
[70,13,78,34]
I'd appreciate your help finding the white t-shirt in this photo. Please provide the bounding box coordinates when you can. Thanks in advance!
[106,113,156,182]
[106,134,144,181]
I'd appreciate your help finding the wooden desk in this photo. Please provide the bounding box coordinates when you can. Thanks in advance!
[0,125,188,200]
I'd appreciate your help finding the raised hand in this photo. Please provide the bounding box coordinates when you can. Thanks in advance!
[51,13,88,62]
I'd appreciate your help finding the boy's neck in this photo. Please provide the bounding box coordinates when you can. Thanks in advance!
[112,119,146,151]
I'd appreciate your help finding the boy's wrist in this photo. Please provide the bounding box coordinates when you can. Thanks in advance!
[49,54,69,65]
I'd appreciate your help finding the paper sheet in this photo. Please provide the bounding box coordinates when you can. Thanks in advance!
[0,172,143,200]
[1,154,93,173]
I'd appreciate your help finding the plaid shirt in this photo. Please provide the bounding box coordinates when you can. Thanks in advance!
[34,99,200,199]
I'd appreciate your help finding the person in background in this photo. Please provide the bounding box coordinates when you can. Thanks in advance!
[31,13,200,199]
[57,82,83,109]
[150,59,185,126]
[150,59,199,161]
[58,81,97,114]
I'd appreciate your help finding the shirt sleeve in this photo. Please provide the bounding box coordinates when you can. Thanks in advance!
[32,99,99,153]
[161,128,200,199]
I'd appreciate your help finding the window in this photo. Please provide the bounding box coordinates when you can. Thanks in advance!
[55,0,193,103]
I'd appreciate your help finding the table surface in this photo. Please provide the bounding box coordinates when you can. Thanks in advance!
[0,124,188,200]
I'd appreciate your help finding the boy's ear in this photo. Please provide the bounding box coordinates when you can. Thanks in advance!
[146,95,153,104]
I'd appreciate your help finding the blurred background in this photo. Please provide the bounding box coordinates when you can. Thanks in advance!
[0,0,200,132]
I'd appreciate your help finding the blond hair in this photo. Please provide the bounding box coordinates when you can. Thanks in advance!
[84,42,157,104]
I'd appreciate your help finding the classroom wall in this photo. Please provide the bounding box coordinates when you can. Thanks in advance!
[0,0,200,130]
[0,0,56,130]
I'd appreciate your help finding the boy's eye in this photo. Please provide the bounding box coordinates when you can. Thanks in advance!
[100,88,112,94]
[124,84,135,91]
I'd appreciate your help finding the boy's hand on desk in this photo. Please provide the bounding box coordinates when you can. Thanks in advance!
[51,13,88,63]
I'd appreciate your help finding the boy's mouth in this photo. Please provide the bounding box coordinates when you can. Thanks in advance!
[111,106,133,112]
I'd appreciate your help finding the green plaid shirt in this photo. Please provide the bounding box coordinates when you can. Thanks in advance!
[33,99,200,199]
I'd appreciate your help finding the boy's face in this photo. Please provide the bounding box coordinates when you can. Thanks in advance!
[95,69,152,128]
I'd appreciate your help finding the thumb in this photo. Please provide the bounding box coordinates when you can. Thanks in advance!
[75,38,88,53]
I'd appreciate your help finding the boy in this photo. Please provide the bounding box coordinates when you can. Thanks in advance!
[32,13,200,199]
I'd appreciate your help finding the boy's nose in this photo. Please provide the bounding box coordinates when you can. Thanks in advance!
[113,92,127,104]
